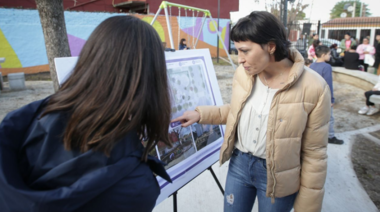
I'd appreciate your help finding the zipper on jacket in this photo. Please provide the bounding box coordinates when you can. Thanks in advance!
[268,75,297,202]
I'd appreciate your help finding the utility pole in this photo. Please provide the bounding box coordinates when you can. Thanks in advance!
[283,0,288,27]
[360,2,363,17]
[352,1,356,17]
[281,0,289,34]
[217,0,220,63]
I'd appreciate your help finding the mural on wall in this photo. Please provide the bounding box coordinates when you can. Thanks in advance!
[0,8,230,69]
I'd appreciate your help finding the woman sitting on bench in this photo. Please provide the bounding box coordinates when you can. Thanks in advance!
[358,75,380,115]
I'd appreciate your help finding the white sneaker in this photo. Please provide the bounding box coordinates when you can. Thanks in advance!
[358,106,369,114]
[366,107,379,116]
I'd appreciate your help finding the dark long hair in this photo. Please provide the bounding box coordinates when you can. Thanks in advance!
[230,11,291,61]
[312,39,320,49]
[42,16,172,161]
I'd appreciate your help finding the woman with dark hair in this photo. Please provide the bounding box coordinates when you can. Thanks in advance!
[308,39,321,61]
[179,38,190,50]
[173,11,330,212]
[0,16,172,212]
[329,44,343,66]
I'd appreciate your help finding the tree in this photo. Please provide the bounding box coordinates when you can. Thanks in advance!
[330,0,371,19]
[266,0,309,23]
[36,0,71,91]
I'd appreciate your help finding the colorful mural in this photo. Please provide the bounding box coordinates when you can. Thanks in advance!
[0,8,230,69]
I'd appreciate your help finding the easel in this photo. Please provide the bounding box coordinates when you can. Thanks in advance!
[170,163,224,212]
[150,1,236,70]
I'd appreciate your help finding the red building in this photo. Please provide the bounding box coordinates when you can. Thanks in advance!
[1,0,238,19]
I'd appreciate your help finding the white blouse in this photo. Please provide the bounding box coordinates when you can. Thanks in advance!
[235,75,278,159]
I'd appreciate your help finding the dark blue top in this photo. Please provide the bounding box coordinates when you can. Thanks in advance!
[310,62,335,104]
[179,44,188,50]
[0,98,171,212]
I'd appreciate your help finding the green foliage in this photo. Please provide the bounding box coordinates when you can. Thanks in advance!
[267,0,309,23]
[330,0,371,19]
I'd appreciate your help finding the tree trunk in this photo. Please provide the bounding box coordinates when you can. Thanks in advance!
[36,0,71,92]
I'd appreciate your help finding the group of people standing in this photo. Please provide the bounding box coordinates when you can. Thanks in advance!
[307,32,380,74]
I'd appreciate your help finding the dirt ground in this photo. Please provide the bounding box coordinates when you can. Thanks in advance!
[351,134,380,209]
[0,66,379,210]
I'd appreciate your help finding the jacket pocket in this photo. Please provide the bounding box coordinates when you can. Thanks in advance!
[261,159,267,170]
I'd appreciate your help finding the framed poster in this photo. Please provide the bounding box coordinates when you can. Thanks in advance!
[54,49,225,205]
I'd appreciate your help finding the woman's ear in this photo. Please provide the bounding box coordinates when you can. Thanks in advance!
[267,41,276,55]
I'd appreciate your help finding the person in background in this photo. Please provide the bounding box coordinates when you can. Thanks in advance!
[296,34,307,57]
[296,34,306,49]
[310,45,344,145]
[328,44,343,67]
[344,45,361,70]
[374,34,380,75]
[0,16,172,212]
[162,42,172,51]
[308,39,321,61]
[358,75,380,116]
[310,45,343,144]
[304,58,313,67]
[340,32,357,52]
[308,33,319,46]
[174,11,330,212]
[356,37,376,72]
[179,38,190,50]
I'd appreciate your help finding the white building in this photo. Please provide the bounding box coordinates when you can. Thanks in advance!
[321,17,380,46]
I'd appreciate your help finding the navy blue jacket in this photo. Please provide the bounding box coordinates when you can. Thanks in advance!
[0,98,171,212]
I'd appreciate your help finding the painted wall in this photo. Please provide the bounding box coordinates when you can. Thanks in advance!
[0,8,230,69]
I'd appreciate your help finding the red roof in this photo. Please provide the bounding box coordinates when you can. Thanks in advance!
[323,17,380,28]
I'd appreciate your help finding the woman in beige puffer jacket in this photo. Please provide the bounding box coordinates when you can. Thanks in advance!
[173,11,330,212]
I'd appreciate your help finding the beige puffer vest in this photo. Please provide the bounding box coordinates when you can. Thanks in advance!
[196,49,331,212]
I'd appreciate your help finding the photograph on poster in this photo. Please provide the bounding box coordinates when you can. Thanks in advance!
[157,126,197,169]
[191,124,222,151]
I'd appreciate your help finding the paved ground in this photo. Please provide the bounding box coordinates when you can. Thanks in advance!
[0,66,379,212]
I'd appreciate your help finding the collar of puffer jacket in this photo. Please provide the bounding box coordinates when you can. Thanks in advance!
[286,48,305,86]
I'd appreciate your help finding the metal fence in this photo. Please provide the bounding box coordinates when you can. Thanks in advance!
[287,21,321,58]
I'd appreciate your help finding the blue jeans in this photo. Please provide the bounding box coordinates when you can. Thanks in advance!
[329,108,335,139]
[224,149,297,212]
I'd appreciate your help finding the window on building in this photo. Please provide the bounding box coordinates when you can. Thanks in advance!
[328,30,357,41]
[375,29,380,45]
[360,29,370,43]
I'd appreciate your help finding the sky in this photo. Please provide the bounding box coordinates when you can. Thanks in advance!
[231,0,380,23]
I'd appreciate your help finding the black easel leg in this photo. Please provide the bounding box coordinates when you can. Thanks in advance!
[208,167,225,195]
[173,191,178,212]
